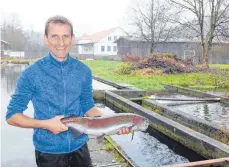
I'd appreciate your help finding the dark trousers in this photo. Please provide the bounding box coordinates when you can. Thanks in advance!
[35,143,93,167]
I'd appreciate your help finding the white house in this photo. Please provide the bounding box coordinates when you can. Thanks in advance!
[9,51,25,58]
[76,27,125,56]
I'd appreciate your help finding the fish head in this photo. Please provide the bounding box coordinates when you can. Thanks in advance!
[132,115,149,131]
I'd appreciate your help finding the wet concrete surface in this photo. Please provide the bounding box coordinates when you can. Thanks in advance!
[88,137,121,167]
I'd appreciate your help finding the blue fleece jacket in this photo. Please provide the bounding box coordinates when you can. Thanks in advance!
[6,53,95,153]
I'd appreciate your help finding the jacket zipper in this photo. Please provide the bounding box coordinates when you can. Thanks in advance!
[61,63,71,152]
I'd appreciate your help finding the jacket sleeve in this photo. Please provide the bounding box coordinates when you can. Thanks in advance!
[6,73,34,120]
[80,68,95,115]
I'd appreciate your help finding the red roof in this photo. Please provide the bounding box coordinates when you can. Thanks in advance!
[79,27,119,43]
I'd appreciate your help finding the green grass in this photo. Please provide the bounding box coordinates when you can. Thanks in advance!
[82,60,229,91]
[209,64,229,69]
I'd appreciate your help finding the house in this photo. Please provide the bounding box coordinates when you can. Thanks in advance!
[75,27,125,59]
[1,40,10,58]
[115,37,229,64]
[1,40,26,58]
[9,51,25,58]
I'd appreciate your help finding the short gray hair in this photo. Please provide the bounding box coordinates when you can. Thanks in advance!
[45,15,73,36]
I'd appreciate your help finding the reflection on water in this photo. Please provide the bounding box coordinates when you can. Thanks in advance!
[152,92,229,128]
[1,64,35,167]
[92,80,117,90]
[1,64,28,94]
[101,104,205,166]
[111,132,189,166]
[174,102,229,128]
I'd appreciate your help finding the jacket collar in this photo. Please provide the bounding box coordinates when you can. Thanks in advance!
[48,52,70,67]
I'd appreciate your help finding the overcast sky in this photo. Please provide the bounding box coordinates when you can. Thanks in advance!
[1,0,132,37]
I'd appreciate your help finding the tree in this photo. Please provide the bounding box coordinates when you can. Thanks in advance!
[170,0,229,68]
[1,13,48,58]
[126,0,179,55]
[1,13,27,51]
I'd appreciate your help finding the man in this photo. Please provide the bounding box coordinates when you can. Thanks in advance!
[6,15,129,167]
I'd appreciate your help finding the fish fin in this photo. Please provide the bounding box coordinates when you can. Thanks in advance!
[131,132,135,141]
[128,125,134,130]
[69,127,83,138]
[96,134,105,143]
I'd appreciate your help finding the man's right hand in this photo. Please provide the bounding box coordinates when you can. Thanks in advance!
[42,116,68,135]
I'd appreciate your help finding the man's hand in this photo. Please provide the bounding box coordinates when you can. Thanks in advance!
[118,128,131,135]
[42,116,68,135]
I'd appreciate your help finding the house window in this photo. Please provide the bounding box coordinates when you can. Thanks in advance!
[114,36,117,41]
[101,46,105,52]
[107,46,111,52]
[84,47,88,52]
[108,36,111,41]
[113,46,117,52]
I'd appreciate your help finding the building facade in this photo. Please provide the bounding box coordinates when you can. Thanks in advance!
[75,27,125,59]
[1,40,10,58]
[115,37,229,64]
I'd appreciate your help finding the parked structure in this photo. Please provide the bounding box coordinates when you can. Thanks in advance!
[9,51,25,58]
[115,37,229,64]
[1,40,10,58]
[75,27,125,59]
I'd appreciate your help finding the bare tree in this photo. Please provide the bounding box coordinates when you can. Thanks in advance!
[126,0,179,55]
[1,13,48,58]
[170,0,229,68]
[1,13,27,51]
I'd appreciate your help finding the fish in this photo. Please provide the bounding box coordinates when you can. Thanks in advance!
[60,113,149,143]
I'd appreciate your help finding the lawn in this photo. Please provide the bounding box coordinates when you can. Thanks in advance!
[82,60,229,91]
[209,64,229,70]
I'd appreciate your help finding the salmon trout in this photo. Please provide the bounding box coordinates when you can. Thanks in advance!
[61,113,149,143]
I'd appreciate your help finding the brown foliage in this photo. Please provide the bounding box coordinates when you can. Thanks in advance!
[123,54,198,74]
[131,68,163,76]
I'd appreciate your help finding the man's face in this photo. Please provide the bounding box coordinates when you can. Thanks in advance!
[44,23,75,61]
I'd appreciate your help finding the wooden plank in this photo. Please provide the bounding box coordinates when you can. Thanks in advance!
[168,157,229,167]
[150,97,221,102]
[99,163,122,167]
[129,97,144,101]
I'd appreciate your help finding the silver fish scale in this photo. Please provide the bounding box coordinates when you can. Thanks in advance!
[63,113,149,137]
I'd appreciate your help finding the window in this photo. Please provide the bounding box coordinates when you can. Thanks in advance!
[101,46,105,52]
[114,36,117,41]
[113,46,117,52]
[108,36,111,41]
[84,47,88,52]
[107,46,111,52]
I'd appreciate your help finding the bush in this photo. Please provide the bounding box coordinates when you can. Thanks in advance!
[122,55,143,62]
[131,68,163,76]
[114,62,135,75]
[152,52,177,59]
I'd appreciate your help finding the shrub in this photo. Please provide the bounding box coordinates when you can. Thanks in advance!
[152,52,177,59]
[122,55,143,62]
[114,62,135,75]
[131,68,163,76]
